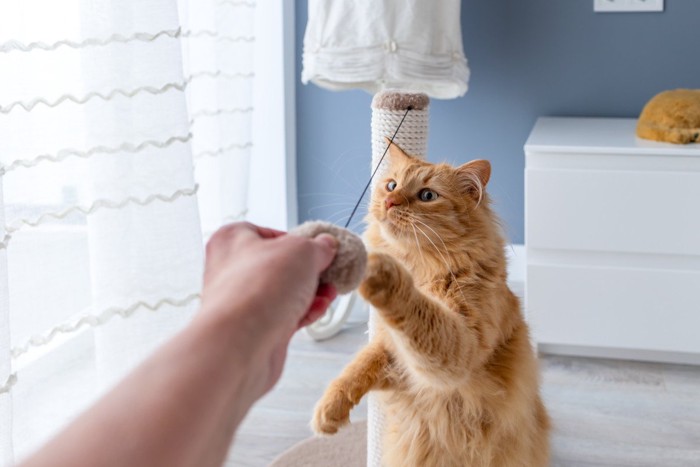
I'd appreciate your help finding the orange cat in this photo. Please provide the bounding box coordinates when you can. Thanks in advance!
[311,142,550,466]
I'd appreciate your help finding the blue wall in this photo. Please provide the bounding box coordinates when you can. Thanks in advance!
[295,1,700,244]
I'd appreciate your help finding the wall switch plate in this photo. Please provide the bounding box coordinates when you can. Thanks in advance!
[594,0,664,12]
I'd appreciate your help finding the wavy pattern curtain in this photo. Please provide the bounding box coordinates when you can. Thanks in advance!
[0,0,255,463]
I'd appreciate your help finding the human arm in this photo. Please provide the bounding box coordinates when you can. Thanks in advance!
[20,222,338,467]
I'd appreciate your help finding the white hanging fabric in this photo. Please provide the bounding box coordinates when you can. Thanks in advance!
[0,0,256,462]
[301,0,469,99]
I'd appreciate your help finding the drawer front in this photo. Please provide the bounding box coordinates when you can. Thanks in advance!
[526,264,700,355]
[526,168,700,256]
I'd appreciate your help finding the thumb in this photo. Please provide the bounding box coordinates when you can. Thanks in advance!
[312,233,338,273]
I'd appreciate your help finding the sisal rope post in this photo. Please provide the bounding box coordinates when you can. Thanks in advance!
[370,92,430,186]
[367,91,429,467]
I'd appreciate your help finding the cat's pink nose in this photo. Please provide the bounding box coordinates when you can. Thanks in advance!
[385,197,401,210]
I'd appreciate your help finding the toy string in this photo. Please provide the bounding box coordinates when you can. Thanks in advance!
[343,106,412,229]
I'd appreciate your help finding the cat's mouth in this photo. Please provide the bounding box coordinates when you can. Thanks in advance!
[382,209,409,237]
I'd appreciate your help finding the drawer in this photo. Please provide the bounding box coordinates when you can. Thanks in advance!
[526,168,700,256]
[526,263,700,355]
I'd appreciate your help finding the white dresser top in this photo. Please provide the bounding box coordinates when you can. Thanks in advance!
[525,117,700,157]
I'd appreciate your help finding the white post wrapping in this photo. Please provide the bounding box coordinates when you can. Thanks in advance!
[367,91,429,467]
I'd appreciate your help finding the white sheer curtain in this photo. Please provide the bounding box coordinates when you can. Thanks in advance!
[0,0,256,463]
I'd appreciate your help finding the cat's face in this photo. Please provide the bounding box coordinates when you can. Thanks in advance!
[369,141,491,246]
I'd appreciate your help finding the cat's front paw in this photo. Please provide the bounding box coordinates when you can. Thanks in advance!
[359,252,411,309]
[311,390,352,436]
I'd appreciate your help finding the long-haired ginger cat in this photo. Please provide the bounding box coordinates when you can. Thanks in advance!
[311,142,550,466]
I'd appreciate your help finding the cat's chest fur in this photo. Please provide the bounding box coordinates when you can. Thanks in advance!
[375,320,496,466]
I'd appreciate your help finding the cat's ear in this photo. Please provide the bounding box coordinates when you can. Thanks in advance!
[384,137,414,165]
[456,159,491,202]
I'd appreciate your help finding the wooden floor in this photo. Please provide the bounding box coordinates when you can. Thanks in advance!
[226,307,700,467]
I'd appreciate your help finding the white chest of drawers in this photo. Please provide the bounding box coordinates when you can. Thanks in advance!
[524,117,700,365]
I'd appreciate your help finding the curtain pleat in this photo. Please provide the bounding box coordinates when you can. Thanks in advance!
[0,0,256,462]
[0,182,14,464]
[180,0,254,235]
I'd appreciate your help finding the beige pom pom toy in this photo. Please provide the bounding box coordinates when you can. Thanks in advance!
[289,221,367,295]
[288,92,421,296]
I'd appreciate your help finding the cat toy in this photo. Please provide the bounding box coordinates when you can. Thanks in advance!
[289,220,367,295]
[288,91,429,296]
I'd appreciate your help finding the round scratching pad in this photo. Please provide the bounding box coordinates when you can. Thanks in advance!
[269,421,367,467]
[290,221,367,295]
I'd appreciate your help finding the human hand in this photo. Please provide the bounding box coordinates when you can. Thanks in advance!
[199,222,338,396]
[19,222,340,467]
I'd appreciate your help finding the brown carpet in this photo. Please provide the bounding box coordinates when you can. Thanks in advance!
[269,421,367,467]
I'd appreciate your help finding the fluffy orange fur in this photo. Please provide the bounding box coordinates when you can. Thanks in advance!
[637,89,700,144]
[312,142,550,466]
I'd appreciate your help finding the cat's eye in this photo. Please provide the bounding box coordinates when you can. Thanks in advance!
[418,189,438,201]
[386,180,397,192]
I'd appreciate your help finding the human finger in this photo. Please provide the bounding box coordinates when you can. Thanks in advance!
[253,225,286,239]
[206,222,258,249]
[297,283,337,329]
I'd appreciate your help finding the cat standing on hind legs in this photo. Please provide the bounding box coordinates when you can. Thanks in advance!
[311,141,550,467]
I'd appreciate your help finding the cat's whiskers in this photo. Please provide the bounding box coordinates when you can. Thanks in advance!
[299,191,357,199]
[412,223,450,271]
[387,208,409,236]
[413,219,453,261]
[410,218,448,259]
[308,201,358,214]
[414,218,483,286]
[410,223,427,269]
[347,218,367,234]
[413,220,468,303]
[327,207,358,225]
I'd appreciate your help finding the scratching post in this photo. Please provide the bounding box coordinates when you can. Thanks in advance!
[370,92,430,186]
[367,91,430,467]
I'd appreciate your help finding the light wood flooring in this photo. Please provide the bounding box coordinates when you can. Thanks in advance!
[226,306,700,467]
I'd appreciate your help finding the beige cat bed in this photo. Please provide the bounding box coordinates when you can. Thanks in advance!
[637,89,700,144]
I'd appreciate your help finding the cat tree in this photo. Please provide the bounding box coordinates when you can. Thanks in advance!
[305,91,431,464]
[367,90,430,467]
[301,4,468,462]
